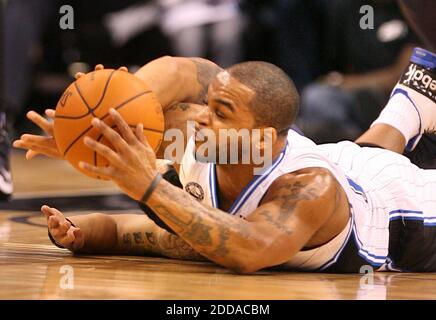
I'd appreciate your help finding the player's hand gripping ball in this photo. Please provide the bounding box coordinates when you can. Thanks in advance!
[53,68,164,179]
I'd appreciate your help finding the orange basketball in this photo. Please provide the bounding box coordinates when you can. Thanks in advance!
[53,69,164,179]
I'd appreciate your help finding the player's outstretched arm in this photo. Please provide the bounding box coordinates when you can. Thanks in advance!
[42,205,206,260]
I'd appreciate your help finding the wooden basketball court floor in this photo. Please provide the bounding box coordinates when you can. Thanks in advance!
[1,151,436,300]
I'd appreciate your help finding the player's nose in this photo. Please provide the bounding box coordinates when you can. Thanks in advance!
[194,106,210,127]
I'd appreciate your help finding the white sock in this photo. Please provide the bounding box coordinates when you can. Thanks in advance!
[371,92,422,147]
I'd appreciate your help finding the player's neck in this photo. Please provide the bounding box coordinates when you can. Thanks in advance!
[215,138,287,206]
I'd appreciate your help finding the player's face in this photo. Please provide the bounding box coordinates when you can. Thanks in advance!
[193,71,258,164]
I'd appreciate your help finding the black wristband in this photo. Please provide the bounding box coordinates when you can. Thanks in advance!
[47,218,77,249]
[140,173,162,204]
[139,167,180,235]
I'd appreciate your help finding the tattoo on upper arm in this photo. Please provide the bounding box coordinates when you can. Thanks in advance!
[257,180,321,235]
[168,102,192,112]
[257,210,293,236]
[189,58,222,102]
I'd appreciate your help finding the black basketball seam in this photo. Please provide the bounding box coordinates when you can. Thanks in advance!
[62,91,162,156]
[78,69,117,114]
[62,91,149,156]
[55,89,153,120]
[92,70,117,112]
[57,69,117,120]
[74,80,95,117]
[55,70,117,119]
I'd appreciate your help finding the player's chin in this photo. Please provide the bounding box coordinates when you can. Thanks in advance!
[193,145,220,164]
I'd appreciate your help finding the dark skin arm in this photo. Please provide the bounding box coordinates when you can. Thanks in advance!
[42,166,346,273]
[144,168,344,273]
[41,206,206,260]
[13,57,222,161]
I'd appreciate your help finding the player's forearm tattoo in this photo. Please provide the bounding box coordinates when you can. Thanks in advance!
[145,231,157,245]
[133,232,144,244]
[212,227,231,257]
[146,176,328,268]
[122,233,132,245]
[150,185,250,262]
[144,230,206,260]
[183,216,213,246]
[121,229,205,260]
[189,58,222,102]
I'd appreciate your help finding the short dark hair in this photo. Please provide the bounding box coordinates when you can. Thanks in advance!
[227,61,300,136]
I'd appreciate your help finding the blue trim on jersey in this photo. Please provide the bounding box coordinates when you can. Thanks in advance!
[209,165,219,208]
[389,209,423,215]
[390,216,423,221]
[349,206,386,266]
[346,177,368,202]
[389,209,436,226]
[208,141,289,214]
[228,141,289,215]
[353,238,385,267]
[346,178,364,194]
[410,47,436,70]
[389,88,422,152]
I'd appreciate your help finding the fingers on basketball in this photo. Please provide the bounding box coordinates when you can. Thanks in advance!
[45,109,56,118]
[75,72,85,79]
[26,111,53,134]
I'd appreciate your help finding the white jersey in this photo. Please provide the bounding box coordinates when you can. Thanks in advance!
[179,130,436,272]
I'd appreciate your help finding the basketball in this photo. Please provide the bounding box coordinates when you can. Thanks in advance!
[53,69,165,179]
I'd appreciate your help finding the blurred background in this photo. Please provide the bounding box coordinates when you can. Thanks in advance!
[0,0,423,143]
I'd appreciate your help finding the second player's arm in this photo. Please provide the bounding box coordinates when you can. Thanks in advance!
[134,56,222,110]
[13,56,221,160]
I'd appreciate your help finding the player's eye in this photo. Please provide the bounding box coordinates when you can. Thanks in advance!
[215,109,225,119]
